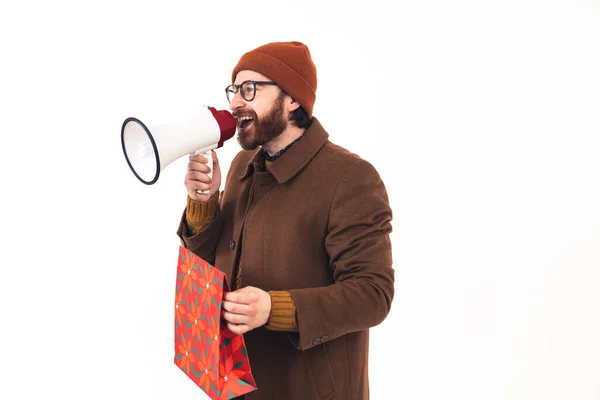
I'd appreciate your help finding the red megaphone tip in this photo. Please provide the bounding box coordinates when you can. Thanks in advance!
[208,107,236,148]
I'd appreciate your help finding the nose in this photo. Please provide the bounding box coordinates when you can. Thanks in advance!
[229,91,246,111]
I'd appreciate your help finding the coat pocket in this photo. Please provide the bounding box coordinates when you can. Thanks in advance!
[308,343,337,399]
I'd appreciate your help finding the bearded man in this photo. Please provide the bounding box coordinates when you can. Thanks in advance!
[177,41,394,400]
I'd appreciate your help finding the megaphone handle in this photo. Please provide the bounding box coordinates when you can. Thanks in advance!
[196,150,212,195]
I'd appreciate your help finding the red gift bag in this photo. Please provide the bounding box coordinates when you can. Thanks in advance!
[174,246,257,399]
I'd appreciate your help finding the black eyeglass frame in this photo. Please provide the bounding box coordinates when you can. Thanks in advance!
[225,80,278,103]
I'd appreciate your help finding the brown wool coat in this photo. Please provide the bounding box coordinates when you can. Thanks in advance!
[177,117,394,400]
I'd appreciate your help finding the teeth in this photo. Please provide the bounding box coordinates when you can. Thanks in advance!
[236,116,254,121]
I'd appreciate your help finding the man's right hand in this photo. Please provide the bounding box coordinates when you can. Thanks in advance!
[184,150,221,202]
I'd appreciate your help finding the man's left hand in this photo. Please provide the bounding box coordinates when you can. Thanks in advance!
[222,286,271,335]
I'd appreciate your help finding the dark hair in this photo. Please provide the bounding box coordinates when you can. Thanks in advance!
[278,89,312,128]
[289,106,311,129]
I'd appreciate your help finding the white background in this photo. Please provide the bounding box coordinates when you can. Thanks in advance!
[1,0,599,399]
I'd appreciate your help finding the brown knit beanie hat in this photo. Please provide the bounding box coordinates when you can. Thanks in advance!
[231,41,317,118]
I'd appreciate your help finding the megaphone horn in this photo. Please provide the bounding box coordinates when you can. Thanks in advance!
[121,106,236,194]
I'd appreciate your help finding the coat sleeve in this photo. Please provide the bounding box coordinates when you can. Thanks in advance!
[288,158,394,350]
[176,150,246,264]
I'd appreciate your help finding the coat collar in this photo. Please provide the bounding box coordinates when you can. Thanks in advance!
[238,117,329,183]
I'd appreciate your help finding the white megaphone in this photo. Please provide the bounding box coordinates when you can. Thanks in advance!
[121,106,236,194]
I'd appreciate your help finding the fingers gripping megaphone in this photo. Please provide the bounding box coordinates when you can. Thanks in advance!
[121,106,236,194]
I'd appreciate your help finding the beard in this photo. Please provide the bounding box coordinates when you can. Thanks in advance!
[235,93,287,151]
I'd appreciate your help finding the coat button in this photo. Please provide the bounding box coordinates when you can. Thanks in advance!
[229,240,236,250]
[321,335,329,342]
[312,337,321,345]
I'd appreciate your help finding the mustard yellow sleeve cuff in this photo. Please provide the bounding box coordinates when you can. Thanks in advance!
[265,291,299,332]
[185,192,220,236]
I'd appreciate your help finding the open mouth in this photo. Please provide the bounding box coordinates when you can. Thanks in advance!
[236,115,254,130]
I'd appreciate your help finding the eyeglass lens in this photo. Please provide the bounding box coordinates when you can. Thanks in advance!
[226,81,256,103]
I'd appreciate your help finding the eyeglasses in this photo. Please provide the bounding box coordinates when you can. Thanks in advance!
[225,80,277,103]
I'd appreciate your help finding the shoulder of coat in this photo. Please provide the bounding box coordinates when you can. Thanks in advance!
[319,140,363,166]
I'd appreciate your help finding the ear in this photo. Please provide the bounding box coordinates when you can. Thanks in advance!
[286,96,300,113]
